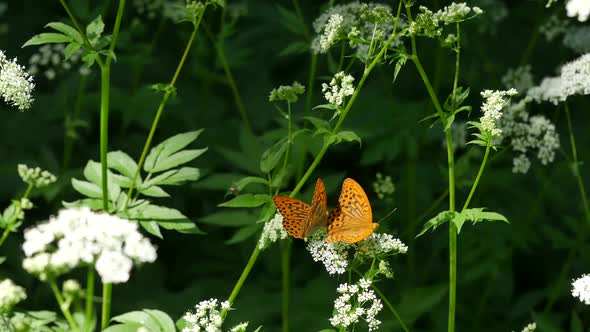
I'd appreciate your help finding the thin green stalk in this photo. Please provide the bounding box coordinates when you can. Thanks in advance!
[461,142,491,211]
[99,65,110,211]
[58,0,105,67]
[445,131,457,332]
[101,283,112,330]
[281,239,291,332]
[125,11,205,207]
[372,285,410,332]
[50,280,79,331]
[85,266,95,332]
[0,183,34,248]
[565,103,590,223]
[221,245,261,318]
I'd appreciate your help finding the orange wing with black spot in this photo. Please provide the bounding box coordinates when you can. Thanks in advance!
[272,178,328,239]
[326,178,378,243]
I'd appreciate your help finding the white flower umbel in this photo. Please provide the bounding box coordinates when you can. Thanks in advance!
[229,322,249,332]
[567,0,590,22]
[539,15,569,42]
[572,274,590,305]
[182,298,231,332]
[512,154,531,174]
[269,81,305,103]
[560,53,590,98]
[306,230,349,275]
[322,71,355,108]
[411,3,482,37]
[330,278,383,331]
[0,50,35,111]
[519,322,537,332]
[22,207,157,283]
[372,173,395,200]
[258,213,288,250]
[18,164,57,188]
[28,44,87,80]
[527,76,564,105]
[0,279,26,313]
[354,233,408,260]
[501,65,534,93]
[479,89,518,137]
[319,14,344,53]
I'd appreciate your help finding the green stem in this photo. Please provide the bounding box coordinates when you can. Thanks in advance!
[50,280,79,331]
[101,283,112,330]
[0,183,34,248]
[461,142,491,211]
[58,0,105,67]
[221,244,261,318]
[372,285,410,332]
[85,266,95,331]
[281,239,291,332]
[445,131,457,332]
[125,11,205,207]
[565,103,590,223]
[99,65,110,211]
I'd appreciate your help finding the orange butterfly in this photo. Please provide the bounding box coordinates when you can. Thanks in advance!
[272,178,328,239]
[326,178,379,243]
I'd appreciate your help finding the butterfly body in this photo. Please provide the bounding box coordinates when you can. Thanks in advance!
[273,178,328,239]
[326,178,379,243]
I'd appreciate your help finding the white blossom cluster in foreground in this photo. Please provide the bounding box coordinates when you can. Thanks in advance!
[528,53,590,104]
[22,207,157,283]
[572,274,590,305]
[0,279,26,312]
[182,298,250,332]
[258,213,288,250]
[330,278,383,331]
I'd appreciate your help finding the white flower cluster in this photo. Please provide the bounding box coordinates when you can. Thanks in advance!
[0,50,34,111]
[311,2,399,57]
[0,279,26,313]
[330,278,383,331]
[182,298,230,332]
[22,207,157,283]
[539,15,569,42]
[377,260,394,278]
[132,0,163,19]
[307,232,349,275]
[268,81,305,103]
[372,172,394,200]
[28,44,88,80]
[258,213,288,250]
[322,71,355,107]
[499,98,560,174]
[410,3,482,37]
[479,89,518,137]
[229,322,249,332]
[519,322,537,332]
[501,65,534,93]
[528,53,590,104]
[572,274,590,305]
[355,233,408,259]
[567,0,590,22]
[18,164,57,188]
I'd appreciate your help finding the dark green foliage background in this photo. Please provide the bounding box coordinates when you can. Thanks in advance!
[1,0,589,331]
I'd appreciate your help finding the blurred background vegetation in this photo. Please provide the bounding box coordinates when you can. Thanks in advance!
[1,0,589,330]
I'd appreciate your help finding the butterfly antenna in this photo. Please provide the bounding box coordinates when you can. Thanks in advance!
[376,208,397,223]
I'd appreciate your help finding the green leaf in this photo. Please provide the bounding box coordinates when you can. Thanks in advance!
[279,40,309,56]
[107,151,139,179]
[103,324,142,332]
[83,160,102,185]
[145,309,176,332]
[225,224,262,245]
[112,311,159,329]
[65,42,82,59]
[23,33,72,47]
[219,194,271,208]
[45,22,83,43]
[71,179,102,198]
[393,53,407,82]
[125,204,204,234]
[233,176,268,191]
[0,257,6,265]
[417,210,454,237]
[138,185,170,198]
[63,198,104,210]
[86,15,105,43]
[330,131,362,146]
[454,208,509,234]
[145,167,200,186]
[140,221,162,238]
[304,116,332,132]
[260,137,288,173]
[144,130,204,172]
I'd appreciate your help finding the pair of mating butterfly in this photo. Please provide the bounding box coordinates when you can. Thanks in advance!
[273,178,379,243]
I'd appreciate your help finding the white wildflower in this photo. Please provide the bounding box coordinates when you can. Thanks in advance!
[512,154,531,174]
[28,44,86,80]
[501,65,534,93]
[520,322,537,332]
[319,14,344,53]
[306,231,349,275]
[322,71,355,107]
[269,81,305,103]
[377,260,394,279]
[0,50,35,111]
[479,89,518,136]
[183,298,229,332]
[0,279,26,313]
[413,2,482,37]
[229,322,249,332]
[572,274,590,305]
[18,164,57,188]
[566,0,590,22]
[22,207,157,283]
[560,53,590,97]
[539,15,569,42]
[372,173,394,200]
[527,76,564,105]
[258,213,288,250]
[355,233,408,260]
[330,279,383,331]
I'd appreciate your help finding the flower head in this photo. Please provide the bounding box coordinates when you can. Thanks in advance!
[0,50,35,111]
[306,230,349,275]
[0,279,26,313]
[22,207,157,283]
[566,0,590,22]
[319,14,344,53]
[18,164,57,188]
[479,89,518,136]
[269,81,305,103]
[322,71,355,108]
[182,298,231,332]
[258,213,289,250]
[330,279,383,331]
[372,173,394,200]
[572,274,590,305]
[560,53,590,97]
[411,3,482,37]
[354,233,408,260]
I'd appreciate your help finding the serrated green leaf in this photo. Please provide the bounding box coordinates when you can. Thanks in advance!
[331,131,362,146]
[111,311,159,329]
[71,179,102,198]
[126,204,203,234]
[219,194,271,208]
[313,103,337,111]
[64,42,82,59]
[145,167,200,186]
[304,116,331,132]
[145,309,176,332]
[417,210,454,237]
[107,151,139,179]
[260,137,288,173]
[153,149,207,173]
[233,176,268,191]
[139,221,162,238]
[103,324,143,332]
[23,33,72,47]
[225,224,262,245]
[86,15,105,44]
[138,185,170,198]
[454,208,509,234]
[144,130,204,172]
[45,22,83,43]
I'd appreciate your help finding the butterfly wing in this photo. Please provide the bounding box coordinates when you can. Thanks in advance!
[304,178,329,237]
[272,196,311,239]
[326,178,378,243]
